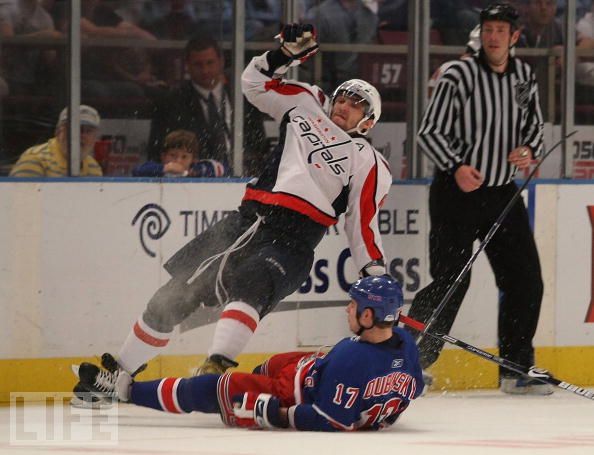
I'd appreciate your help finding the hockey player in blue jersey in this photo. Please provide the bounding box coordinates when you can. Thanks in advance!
[76,275,424,431]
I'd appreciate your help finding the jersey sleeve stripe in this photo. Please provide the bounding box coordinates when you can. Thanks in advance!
[243,187,338,227]
[264,79,318,101]
[359,162,382,260]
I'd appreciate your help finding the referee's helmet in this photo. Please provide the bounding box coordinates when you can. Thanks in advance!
[480,2,520,29]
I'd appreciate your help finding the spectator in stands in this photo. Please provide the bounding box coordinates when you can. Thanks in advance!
[245,0,283,40]
[192,0,233,41]
[0,0,63,95]
[141,0,200,86]
[132,129,226,177]
[576,2,594,100]
[144,0,197,40]
[9,105,103,177]
[516,0,564,120]
[519,0,563,48]
[78,0,160,100]
[433,0,485,45]
[377,0,408,31]
[114,0,160,26]
[555,0,591,21]
[306,0,379,90]
[148,37,267,176]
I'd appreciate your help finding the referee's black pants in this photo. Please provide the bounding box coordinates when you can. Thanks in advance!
[408,172,544,378]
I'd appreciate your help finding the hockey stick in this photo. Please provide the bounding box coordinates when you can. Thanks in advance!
[421,130,578,337]
[400,314,594,401]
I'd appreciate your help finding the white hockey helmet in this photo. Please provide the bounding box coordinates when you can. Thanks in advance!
[330,79,381,135]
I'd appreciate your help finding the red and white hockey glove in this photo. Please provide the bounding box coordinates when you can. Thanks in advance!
[232,392,288,429]
[276,23,318,64]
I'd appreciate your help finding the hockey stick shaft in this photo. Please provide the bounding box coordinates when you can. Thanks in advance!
[421,131,577,336]
[400,314,594,401]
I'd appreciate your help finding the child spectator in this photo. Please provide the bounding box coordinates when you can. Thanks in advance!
[132,130,226,177]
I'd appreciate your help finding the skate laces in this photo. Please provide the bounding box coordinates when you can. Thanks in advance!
[186,215,264,306]
[94,369,118,396]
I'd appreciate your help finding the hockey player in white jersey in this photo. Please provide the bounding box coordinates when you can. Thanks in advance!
[72,23,393,405]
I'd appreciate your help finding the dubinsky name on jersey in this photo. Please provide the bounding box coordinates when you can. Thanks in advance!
[241,51,392,272]
[289,327,424,431]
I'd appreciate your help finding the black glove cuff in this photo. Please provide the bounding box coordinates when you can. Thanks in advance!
[264,49,292,76]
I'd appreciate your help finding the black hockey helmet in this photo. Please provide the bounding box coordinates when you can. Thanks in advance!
[480,2,519,29]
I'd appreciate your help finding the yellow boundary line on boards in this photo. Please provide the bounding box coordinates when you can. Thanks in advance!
[2,347,593,402]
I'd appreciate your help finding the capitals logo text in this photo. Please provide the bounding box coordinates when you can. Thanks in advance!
[293,113,350,176]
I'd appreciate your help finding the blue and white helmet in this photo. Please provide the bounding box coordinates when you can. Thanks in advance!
[349,275,403,323]
[330,79,381,135]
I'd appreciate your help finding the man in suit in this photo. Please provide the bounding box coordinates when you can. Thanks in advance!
[148,37,268,176]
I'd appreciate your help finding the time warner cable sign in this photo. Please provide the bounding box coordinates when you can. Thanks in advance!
[129,184,428,302]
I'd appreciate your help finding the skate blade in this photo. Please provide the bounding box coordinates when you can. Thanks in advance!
[70,396,113,409]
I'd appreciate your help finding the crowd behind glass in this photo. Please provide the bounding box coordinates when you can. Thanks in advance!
[0,0,592,177]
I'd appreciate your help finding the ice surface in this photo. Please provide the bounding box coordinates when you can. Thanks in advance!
[1,389,593,454]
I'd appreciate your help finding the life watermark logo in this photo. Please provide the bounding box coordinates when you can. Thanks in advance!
[9,392,118,446]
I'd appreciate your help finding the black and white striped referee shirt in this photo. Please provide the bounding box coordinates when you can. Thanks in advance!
[418,51,544,187]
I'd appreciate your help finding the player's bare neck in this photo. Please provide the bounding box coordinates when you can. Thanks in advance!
[360,328,393,344]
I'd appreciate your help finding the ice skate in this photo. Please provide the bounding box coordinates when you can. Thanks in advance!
[500,376,554,395]
[71,362,119,408]
[71,353,144,407]
[192,354,238,376]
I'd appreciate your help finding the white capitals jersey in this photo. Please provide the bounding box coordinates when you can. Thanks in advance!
[241,52,392,271]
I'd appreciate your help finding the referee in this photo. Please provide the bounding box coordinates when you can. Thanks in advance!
[409,2,551,395]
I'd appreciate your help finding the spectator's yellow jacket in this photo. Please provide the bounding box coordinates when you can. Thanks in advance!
[9,138,103,177]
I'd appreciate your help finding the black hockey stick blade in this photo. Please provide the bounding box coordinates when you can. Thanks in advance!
[400,314,594,401]
[421,130,578,336]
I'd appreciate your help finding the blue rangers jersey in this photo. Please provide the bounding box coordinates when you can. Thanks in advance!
[287,327,424,431]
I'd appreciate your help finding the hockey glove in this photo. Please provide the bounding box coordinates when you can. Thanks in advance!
[276,23,318,64]
[232,392,288,429]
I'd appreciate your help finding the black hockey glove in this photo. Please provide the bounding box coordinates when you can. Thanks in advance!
[276,23,319,64]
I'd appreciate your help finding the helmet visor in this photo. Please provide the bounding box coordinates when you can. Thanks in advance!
[334,90,372,117]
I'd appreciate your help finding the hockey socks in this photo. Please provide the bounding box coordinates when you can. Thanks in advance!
[118,317,172,373]
[208,301,260,360]
[130,375,220,414]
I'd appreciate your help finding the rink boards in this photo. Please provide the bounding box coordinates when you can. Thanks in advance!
[0,179,592,400]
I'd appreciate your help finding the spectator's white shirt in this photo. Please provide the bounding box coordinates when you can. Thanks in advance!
[577,12,593,39]
[576,12,594,86]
